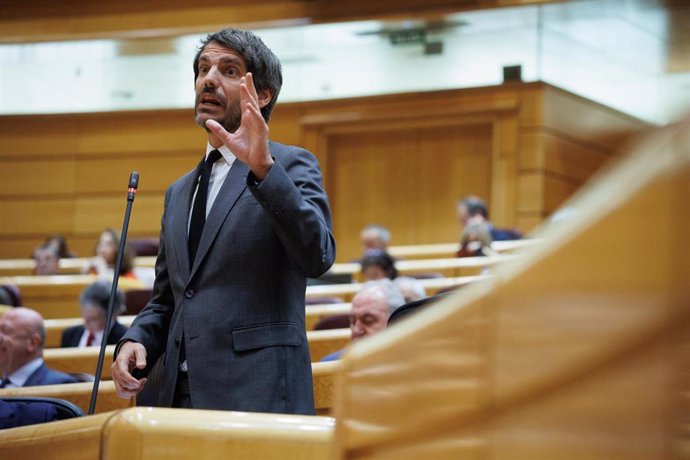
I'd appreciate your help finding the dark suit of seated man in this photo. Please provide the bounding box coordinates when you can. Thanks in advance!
[61,280,128,348]
[0,399,58,429]
[0,308,77,388]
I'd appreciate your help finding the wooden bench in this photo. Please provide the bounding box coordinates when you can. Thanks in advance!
[0,242,535,277]
[43,328,350,377]
[306,275,490,301]
[0,275,144,317]
[44,304,352,348]
[327,254,518,280]
[0,256,157,277]
[0,407,335,459]
[0,361,338,416]
[387,239,540,259]
[0,380,133,414]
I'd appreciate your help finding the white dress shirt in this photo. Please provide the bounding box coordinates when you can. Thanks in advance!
[187,143,237,233]
[1,357,43,388]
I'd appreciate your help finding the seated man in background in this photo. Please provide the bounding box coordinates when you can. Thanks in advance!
[321,279,405,362]
[61,280,128,348]
[0,308,77,388]
[456,195,522,242]
[360,224,392,256]
[32,245,60,276]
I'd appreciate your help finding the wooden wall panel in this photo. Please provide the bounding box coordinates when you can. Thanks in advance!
[415,124,493,246]
[0,159,76,197]
[515,85,647,232]
[0,82,646,259]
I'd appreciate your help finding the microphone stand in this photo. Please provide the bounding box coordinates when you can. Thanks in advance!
[89,172,139,415]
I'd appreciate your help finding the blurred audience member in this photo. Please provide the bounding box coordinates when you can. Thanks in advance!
[85,228,137,279]
[61,281,128,348]
[321,279,405,361]
[360,224,391,256]
[32,245,60,276]
[457,221,496,258]
[43,234,76,259]
[360,251,398,281]
[0,308,77,388]
[456,196,522,242]
[393,276,427,303]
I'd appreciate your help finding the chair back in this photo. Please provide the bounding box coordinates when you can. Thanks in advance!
[1,396,83,420]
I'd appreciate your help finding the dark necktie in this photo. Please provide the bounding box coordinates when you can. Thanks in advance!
[188,149,222,267]
[86,331,95,347]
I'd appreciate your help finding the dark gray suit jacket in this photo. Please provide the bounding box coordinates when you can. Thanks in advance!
[120,141,335,414]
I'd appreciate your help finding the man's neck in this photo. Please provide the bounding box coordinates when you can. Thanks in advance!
[3,354,41,378]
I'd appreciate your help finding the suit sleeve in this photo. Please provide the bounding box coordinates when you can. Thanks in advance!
[247,145,336,278]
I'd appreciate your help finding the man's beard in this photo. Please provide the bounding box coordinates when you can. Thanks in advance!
[194,92,242,134]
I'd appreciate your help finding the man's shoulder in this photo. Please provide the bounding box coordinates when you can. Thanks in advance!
[28,364,78,386]
[269,141,312,159]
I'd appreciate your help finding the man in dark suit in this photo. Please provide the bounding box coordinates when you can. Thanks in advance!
[61,280,128,348]
[112,28,336,415]
[0,308,77,388]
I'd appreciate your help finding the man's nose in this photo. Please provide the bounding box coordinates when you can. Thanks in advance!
[202,67,220,87]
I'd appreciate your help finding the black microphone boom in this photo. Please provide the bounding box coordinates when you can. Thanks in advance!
[89,171,139,415]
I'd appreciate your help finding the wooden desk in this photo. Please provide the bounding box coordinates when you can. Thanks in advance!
[0,275,144,317]
[306,275,490,301]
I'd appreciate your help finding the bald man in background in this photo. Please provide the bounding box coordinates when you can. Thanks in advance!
[0,308,77,388]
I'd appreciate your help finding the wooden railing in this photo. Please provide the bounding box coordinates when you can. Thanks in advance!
[0,361,339,415]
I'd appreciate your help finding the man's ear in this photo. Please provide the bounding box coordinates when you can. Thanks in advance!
[27,332,41,353]
[257,89,272,109]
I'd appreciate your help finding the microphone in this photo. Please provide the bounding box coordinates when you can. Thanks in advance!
[89,171,140,415]
[127,171,139,202]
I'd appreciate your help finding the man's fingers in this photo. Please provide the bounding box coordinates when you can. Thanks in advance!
[134,346,147,370]
[244,73,260,105]
[206,119,230,141]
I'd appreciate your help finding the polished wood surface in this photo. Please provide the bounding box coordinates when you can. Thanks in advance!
[331,116,690,459]
[42,328,350,377]
[0,275,144,317]
[0,362,337,414]
[307,275,489,301]
[101,408,334,459]
[43,304,352,348]
[0,381,133,414]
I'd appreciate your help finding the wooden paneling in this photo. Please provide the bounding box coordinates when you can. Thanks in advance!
[514,85,647,232]
[326,123,493,261]
[0,83,646,259]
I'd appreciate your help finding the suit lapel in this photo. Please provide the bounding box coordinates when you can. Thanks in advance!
[190,160,249,278]
[171,165,203,278]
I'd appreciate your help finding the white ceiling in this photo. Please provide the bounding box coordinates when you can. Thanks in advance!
[1,0,688,124]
